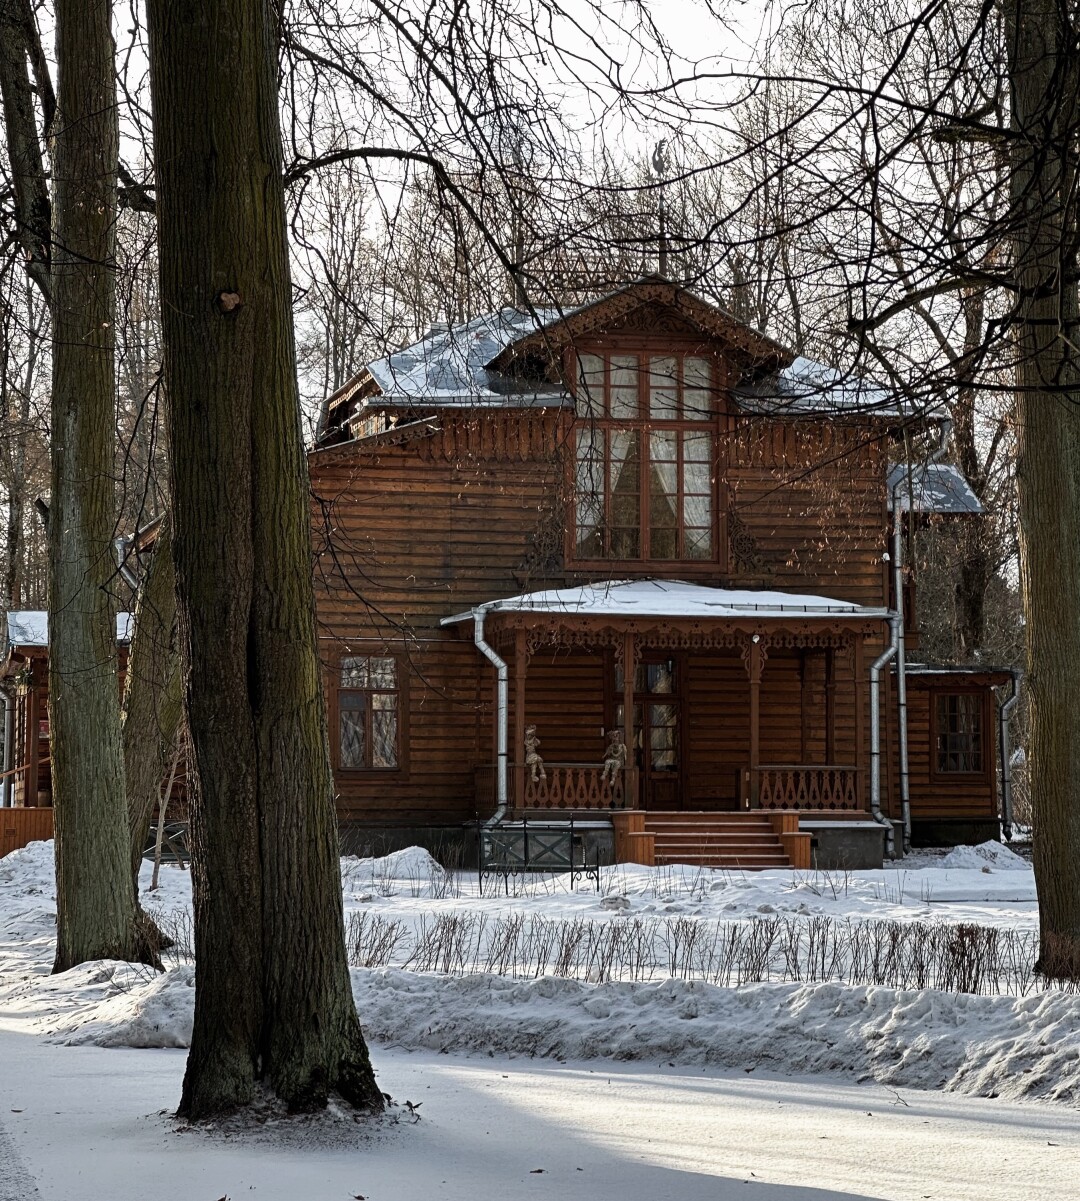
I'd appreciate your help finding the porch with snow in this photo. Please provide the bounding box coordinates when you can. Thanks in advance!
[443,581,894,867]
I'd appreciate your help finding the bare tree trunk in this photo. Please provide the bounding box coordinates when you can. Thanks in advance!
[146,0,382,1118]
[123,516,182,888]
[49,0,156,973]
[1010,0,1080,977]
[0,0,51,303]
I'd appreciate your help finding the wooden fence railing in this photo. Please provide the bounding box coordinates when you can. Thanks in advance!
[474,763,637,811]
[742,765,860,812]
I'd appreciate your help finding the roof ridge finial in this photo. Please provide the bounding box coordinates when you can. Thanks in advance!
[652,140,669,279]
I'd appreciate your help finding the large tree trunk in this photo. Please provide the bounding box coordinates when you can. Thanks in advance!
[122,517,182,889]
[49,0,154,972]
[1009,0,1080,977]
[146,0,383,1118]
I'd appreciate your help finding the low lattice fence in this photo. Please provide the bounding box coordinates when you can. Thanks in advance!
[340,910,1067,997]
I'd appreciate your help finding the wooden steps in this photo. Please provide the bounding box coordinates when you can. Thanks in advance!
[628,811,803,870]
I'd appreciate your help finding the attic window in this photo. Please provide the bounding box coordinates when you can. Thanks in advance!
[571,351,720,563]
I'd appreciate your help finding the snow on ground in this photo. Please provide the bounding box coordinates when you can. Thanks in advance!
[3,1034,1080,1201]
[2,838,1079,1199]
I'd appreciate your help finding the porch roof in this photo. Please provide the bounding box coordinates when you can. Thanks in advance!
[442,580,891,626]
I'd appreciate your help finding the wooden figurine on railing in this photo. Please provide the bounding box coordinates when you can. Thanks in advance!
[600,728,627,786]
[524,725,546,783]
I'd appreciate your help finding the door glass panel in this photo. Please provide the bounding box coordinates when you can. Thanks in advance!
[646,662,674,694]
[649,704,677,769]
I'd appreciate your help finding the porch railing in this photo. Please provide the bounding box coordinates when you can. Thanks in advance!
[742,765,861,812]
[474,763,636,811]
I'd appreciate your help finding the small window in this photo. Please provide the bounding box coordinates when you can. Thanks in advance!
[935,693,984,774]
[339,656,399,770]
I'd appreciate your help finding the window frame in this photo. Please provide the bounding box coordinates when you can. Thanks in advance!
[929,688,991,782]
[566,342,729,571]
[329,648,409,776]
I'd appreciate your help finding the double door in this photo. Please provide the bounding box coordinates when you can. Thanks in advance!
[614,653,682,809]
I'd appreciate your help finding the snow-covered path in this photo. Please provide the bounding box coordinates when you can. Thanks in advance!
[1,1030,1077,1201]
[0,1112,40,1201]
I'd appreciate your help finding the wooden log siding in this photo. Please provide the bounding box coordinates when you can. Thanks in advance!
[0,806,54,858]
[310,406,892,826]
[904,680,998,823]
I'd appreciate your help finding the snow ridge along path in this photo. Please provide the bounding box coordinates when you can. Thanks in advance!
[2,837,1074,1108]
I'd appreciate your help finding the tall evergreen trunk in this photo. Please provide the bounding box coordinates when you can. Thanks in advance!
[1009,0,1080,977]
[49,0,153,972]
[146,0,382,1118]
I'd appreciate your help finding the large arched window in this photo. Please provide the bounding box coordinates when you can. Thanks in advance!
[572,350,721,563]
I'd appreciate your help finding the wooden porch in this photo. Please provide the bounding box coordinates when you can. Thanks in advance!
[458,583,890,869]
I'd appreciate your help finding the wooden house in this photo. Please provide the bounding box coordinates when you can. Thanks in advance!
[309,277,1016,868]
[1,278,1017,870]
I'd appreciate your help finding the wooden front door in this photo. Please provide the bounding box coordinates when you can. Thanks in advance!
[615,654,683,810]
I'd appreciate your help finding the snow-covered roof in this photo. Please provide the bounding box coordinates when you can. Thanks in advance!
[6,610,134,648]
[363,308,568,409]
[734,357,938,419]
[442,579,890,625]
[352,285,914,419]
[887,463,983,515]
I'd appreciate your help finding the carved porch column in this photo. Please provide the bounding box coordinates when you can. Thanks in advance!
[743,634,766,806]
[621,630,637,808]
[513,628,528,810]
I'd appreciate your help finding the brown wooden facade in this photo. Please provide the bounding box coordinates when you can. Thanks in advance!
[1,280,1010,863]
[308,281,1010,851]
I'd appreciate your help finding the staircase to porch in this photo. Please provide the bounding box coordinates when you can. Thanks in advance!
[614,811,813,870]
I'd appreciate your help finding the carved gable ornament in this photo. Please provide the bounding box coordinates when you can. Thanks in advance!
[602,301,702,338]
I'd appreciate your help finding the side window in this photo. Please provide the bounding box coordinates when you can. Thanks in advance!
[339,656,400,770]
[934,693,984,774]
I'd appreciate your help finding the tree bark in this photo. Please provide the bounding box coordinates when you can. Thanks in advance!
[122,516,183,891]
[49,0,155,972]
[0,0,51,302]
[146,0,383,1118]
[1009,0,1080,977]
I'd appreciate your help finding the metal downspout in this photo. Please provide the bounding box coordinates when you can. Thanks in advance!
[473,611,508,825]
[892,417,953,853]
[998,669,1021,840]
[1,684,12,807]
[870,616,899,858]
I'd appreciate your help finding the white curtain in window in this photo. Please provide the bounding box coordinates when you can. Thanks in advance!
[649,430,678,519]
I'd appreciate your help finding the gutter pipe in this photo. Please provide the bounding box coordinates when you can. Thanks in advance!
[113,535,140,592]
[472,610,508,824]
[869,615,900,858]
[1,683,12,807]
[998,668,1021,840]
[891,416,953,853]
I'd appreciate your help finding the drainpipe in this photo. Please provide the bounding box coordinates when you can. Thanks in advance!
[869,615,900,858]
[113,535,140,592]
[998,669,1021,841]
[892,417,953,853]
[472,610,508,825]
[1,683,12,807]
